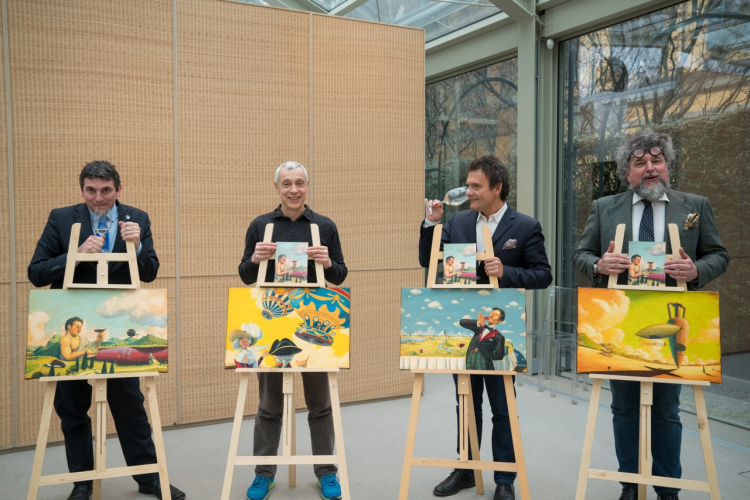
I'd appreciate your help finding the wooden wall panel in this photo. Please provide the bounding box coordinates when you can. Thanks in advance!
[179,276,256,424]
[312,16,424,273]
[0,4,9,283]
[8,0,175,280]
[339,269,419,402]
[0,284,12,449]
[177,1,310,277]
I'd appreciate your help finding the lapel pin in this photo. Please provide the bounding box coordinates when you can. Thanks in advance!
[125,215,131,220]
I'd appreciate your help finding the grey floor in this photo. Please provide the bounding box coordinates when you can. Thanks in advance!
[3,373,750,500]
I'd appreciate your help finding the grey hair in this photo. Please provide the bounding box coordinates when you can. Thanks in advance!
[275,161,309,184]
[616,129,676,185]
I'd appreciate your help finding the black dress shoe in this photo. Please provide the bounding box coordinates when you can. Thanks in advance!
[657,493,679,500]
[138,480,186,500]
[618,484,637,500]
[494,483,515,500]
[67,485,92,500]
[433,469,475,497]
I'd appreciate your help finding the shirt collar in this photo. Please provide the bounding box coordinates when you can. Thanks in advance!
[272,204,313,221]
[476,203,507,224]
[632,192,669,205]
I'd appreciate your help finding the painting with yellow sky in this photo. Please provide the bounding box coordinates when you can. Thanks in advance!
[225,287,350,369]
[577,288,721,382]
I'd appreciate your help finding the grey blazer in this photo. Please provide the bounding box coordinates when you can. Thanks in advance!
[572,189,729,290]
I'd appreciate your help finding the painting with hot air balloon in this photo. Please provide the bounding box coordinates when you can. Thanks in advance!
[225,287,351,369]
[577,288,721,382]
[25,289,168,379]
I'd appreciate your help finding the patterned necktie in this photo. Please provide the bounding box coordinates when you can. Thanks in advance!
[98,216,110,252]
[639,200,654,242]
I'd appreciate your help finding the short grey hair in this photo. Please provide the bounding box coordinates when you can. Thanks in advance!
[274,161,309,184]
[616,129,676,185]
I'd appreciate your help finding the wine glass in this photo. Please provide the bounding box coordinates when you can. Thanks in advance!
[427,186,469,214]
[92,210,112,252]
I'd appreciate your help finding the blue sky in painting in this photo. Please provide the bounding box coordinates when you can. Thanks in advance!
[400,288,526,349]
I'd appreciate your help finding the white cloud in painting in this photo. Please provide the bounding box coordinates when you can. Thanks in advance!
[410,289,422,294]
[428,301,442,309]
[98,290,167,327]
[28,311,51,346]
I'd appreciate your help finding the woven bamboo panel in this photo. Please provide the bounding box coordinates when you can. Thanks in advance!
[8,0,175,280]
[177,1,310,277]
[312,16,424,272]
[338,269,418,402]
[0,9,9,283]
[0,284,12,449]
[179,276,258,423]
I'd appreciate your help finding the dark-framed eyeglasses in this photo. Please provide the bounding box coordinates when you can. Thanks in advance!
[630,146,663,159]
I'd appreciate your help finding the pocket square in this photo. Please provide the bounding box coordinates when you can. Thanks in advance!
[685,213,699,230]
[502,239,517,250]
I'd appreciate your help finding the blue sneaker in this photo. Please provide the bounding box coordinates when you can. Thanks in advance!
[317,473,341,500]
[246,475,275,500]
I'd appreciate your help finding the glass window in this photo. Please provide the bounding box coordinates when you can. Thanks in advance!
[560,1,750,398]
[426,59,518,219]
[347,0,500,43]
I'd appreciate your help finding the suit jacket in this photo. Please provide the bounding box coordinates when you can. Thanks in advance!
[572,189,729,290]
[419,206,552,289]
[28,201,159,288]
[460,318,505,369]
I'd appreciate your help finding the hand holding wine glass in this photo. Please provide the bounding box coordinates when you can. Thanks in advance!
[425,186,469,220]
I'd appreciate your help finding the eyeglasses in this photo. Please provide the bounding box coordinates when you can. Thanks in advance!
[630,146,663,159]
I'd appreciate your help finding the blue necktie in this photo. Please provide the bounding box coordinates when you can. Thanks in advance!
[98,216,110,252]
[639,200,654,242]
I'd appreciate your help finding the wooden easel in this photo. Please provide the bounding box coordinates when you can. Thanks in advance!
[221,223,350,500]
[575,223,720,499]
[399,225,530,500]
[27,223,171,500]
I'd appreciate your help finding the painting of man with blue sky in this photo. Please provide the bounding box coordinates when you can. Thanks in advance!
[400,288,526,372]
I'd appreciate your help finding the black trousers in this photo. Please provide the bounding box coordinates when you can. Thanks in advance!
[53,378,159,488]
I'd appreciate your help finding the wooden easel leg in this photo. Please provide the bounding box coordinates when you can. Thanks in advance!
[145,377,171,500]
[27,382,56,500]
[282,372,296,487]
[92,379,107,500]
[456,375,470,464]
[504,375,529,500]
[328,372,350,500]
[398,373,424,500]
[221,373,250,500]
[575,378,602,500]
[466,381,484,495]
[694,386,721,500]
[638,382,653,500]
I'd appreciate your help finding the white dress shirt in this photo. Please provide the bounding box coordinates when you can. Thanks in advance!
[422,203,508,252]
[632,192,669,242]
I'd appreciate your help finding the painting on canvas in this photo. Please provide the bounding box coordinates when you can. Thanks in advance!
[400,287,526,372]
[226,287,350,369]
[441,244,477,285]
[627,241,667,287]
[577,287,721,382]
[26,289,168,379]
[274,242,309,283]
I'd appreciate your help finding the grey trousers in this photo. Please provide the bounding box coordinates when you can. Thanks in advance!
[253,371,337,478]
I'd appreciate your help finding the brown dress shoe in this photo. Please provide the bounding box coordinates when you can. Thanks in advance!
[433,469,475,497]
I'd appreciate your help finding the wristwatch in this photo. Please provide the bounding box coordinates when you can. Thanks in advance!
[593,262,599,275]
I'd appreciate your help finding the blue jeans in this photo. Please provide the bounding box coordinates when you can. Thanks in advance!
[453,373,516,485]
[610,380,682,495]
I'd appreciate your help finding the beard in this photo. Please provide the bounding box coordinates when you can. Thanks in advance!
[631,175,670,202]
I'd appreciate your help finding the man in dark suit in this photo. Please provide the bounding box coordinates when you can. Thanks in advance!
[420,155,552,500]
[573,130,729,500]
[460,309,506,371]
[28,161,185,500]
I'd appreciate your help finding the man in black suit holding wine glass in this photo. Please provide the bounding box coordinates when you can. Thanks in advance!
[27,161,185,500]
